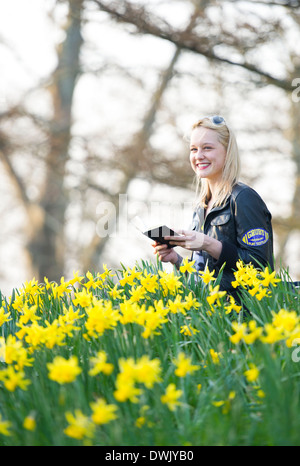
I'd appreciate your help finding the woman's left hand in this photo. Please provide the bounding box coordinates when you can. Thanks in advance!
[165,230,206,251]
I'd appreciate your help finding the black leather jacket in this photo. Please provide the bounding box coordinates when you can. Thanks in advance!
[191,182,274,293]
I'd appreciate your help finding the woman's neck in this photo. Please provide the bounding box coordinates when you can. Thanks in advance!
[207,179,221,205]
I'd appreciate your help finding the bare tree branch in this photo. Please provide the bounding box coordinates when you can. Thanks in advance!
[92,0,293,91]
[234,0,300,9]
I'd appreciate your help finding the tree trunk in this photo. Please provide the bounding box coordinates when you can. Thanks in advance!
[28,0,83,281]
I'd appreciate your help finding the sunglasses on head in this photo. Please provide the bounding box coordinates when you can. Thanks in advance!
[203,115,226,126]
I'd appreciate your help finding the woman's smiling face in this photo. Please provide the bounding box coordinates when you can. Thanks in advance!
[189,126,226,184]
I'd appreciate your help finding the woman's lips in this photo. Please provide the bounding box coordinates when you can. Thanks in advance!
[196,163,210,170]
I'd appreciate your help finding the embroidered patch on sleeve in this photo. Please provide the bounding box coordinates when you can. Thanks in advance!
[242,229,269,246]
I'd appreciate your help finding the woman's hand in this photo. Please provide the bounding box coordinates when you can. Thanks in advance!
[165,230,222,260]
[153,230,222,263]
[152,242,179,264]
[164,230,205,251]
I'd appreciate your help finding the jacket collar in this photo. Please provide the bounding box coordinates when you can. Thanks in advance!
[195,196,230,223]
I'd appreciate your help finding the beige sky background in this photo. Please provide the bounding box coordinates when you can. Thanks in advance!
[0,0,299,294]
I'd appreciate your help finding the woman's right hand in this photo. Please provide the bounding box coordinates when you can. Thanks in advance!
[152,242,179,265]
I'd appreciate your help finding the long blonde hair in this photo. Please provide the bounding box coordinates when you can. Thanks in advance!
[191,116,241,208]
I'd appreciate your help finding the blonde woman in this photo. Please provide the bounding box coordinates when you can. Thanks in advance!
[153,115,274,295]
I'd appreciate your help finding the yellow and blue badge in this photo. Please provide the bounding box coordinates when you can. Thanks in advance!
[242,229,269,246]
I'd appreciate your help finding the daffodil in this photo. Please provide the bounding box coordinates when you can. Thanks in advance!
[243,320,263,344]
[90,398,118,425]
[141,306,168,338]
[0,366,31,392]
[23,414,36,431]
[183,292,200,311]
[161,383,183,411]
[128,285,147,303]
[256,388,266,398]
[101,264,115,280]
[43,319,67,349]
[119,267,142,287]
[47,355,82,384]
[209,348,222,365]
[230,322,248,344]
[84,298,120,338]
[0,414,12,436]
[135,416,146,428]
[16,321,46,351]
[231,261,257,289]
[67,270,85,286]
[51,277,73,298]
[134,355,162,388]
[271,309,299,333]
[207,285,226,307]
[224,295,242,314]
[0,307,12,327]
[199,267,216,284]
[168,294,186,315]
[260,267,281,288]
[244,363,260,382]
[173,352,200,377]
[22,278,39,297]
[72,288,93,308]
[84,271,103,290]
[158,271,183,296]
[114,374,142,403]
[59,306,84,336]
[254,286,271,301]
[108,284,124,300]
[140,272,158,293]
[119,300,143,324]
[2,335,33,369]
[260,323,284,344]
[179,258,196,274]
[89,351,114,376]
[64,410,95,440]
[180,324,199,336]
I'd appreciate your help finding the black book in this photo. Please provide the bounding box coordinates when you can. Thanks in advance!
[143,225,179,248]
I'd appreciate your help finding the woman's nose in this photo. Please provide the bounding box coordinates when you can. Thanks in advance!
[194,148,204,159]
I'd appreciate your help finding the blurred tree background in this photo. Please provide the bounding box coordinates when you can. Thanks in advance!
[0,0,299,292]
